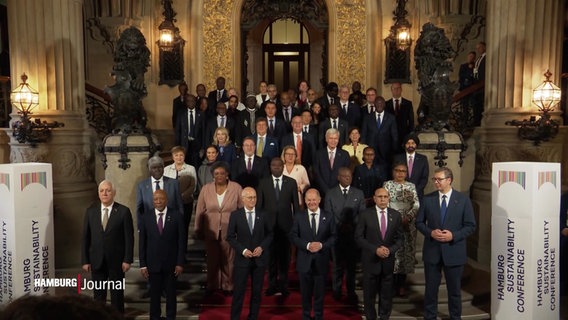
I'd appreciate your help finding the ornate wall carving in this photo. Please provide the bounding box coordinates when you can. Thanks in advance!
[335,0,366,86]
[203,0,236,90]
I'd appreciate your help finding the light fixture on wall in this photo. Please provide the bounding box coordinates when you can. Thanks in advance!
[505,70,560,145]
[10,73,64,146]
[157,0,185,86]
[384,0,412,84]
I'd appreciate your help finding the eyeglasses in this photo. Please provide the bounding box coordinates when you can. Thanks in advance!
[431,177,448,182]
[394,169,407,173]
[284,153,296,156]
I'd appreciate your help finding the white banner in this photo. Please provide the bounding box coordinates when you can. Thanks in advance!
[0,163,55,304]
[491,162,560,319]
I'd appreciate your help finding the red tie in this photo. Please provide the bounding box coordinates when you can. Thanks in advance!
[296,134,302,163]
[247,157,252,173]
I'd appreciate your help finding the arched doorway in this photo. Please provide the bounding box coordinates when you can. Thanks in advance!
[240,0,328,95]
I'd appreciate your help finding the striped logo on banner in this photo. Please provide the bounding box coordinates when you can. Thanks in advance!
[0,173,9,191]
[498,171,526,189]
[537,171,557,189]
[21,171,47,191]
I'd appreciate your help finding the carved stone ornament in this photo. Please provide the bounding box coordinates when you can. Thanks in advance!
[335,0,366,87]
[240,0,329,30]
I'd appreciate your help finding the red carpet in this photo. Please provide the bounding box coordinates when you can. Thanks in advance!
[198,265,362,319]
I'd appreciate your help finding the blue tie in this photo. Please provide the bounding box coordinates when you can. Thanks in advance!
[376,113,381,129]
[440,195,447,224]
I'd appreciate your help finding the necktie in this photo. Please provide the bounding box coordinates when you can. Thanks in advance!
[247,211,254,234]
[158,212,164,235]
[311,213,317,238]
[274,178,280,201]
[370,105,375,113]
[329,151,334,168]
[284,108,290,122]
[376,113,381,129]
[441,195,448,224]
[269,119,274,133]
[220,116,225,127]
[380,210,386,239]
[303,125,308,133]
[296,134,302,162]
[217,90,221,101]
[247,157,252,173]
[395,99,400,115]
[332,119,337,129]
[343,103,347,114]
[408,155,414,177]
[102,208,109,231]
[250,112,256,133]
[330,97,335,105]
[256,137,264,157]
[343,188,348,198]
[188,110,194,137]
[155,180,161,190]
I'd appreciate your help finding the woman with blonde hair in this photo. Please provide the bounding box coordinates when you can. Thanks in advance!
[280,145,310,205]
[211,127,237,166]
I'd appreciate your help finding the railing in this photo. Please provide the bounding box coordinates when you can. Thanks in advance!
[449,80,484,139]
[85,82,114,138]
[0,75,10,128]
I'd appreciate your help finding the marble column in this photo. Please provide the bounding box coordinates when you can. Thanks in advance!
[471,0,565,267]
[7,0,97,268]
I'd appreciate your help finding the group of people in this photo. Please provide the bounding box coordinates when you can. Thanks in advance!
[79,78,478,320]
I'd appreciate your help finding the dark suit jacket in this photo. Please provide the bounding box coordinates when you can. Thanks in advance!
[318,117,349,149]
[171,96,185,128]
[139,207,186,272]
[235,109,261,147]
[355,207,403,274]
[207,89,229,111]
[257,175,300,232]
[385,97,414,146]
[289,209,337,273]
[459,63,475,90]
[175,108,205,151]
[252,134,279,163]
[280,132,317,169]
[226,208,273,267]
[475,54,486,81]
[353,163,386,200]
[338,101,361,128]
[393,152,429,200]
[302,124,319,149]
[205,116,236,146]
[276,105,301,128]
[230,155,269,188]
[81,202,134,270]
[361,112,399,166]
[136,177,184,229]
[324,185,366,238]
[314,148,350,195]
[416,190,476,266]
[266,118,288,144]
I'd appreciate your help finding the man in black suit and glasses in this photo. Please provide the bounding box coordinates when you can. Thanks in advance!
[81,180,134,313]
[290,188,337,320]
[227,187,273,320]
[355,187,403,320]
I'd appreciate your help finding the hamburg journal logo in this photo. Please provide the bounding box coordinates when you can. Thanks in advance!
[34,275,125,294]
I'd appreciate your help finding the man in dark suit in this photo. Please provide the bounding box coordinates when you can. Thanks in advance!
[314,128,350,196]
[338,84,361,127]
[257,158,300,296]
[264,101,288,143]
[81,180,134,313]
[174,94,204,168]
[205,101,236,146]
[280,116,317,170]
[472,41,486,126]
[171,82,188,128]
[316,81,339,115]
[290,188,337,320]
[235,95,261,148]
[227,187,273,320]
[355,187,403,320]
[318,104,349,149]
[354,147,387,207]
[136,156,184,230]
[361,95,399,179]
[359,87,378,126]
[260,84,281,114]
[416,167,476,320]
[139,190,186,320]
[252,117,279,164]
[324,167,366,303]
[300,109,319,149]
[207,76,229,111]
[385,82,414,151]
[277,91,301,130]
[230,136,269,188]
[393,134,429,201]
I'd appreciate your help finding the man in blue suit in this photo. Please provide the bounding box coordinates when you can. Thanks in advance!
[136,156,184,230]
[139,190,186,320]
[290,188,337,320]
[252,117,279,164]
[226,187,273,320]
[416,167,476,320]
[313,128,350,197]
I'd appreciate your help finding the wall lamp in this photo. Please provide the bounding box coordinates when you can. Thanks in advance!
[384,0,412,84]
[10,73,64,146]
[157,0,185,86]
[505,70,560,145]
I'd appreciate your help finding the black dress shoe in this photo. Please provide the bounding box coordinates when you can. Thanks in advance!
[280,288,290,297]
[264,287,278,296]
[223,290,233,296]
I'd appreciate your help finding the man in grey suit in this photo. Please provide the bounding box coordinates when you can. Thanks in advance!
[324,167,366,303]
[355,187,403,320]
[81,180,134,313]
[416,167,476,320]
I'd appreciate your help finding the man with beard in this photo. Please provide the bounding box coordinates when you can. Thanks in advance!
[394,134,429,201]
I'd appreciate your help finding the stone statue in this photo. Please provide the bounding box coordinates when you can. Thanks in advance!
[414,23,458,131]
[105,26,150,133]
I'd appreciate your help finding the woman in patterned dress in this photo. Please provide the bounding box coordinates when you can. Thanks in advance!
[383,162,420,297]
